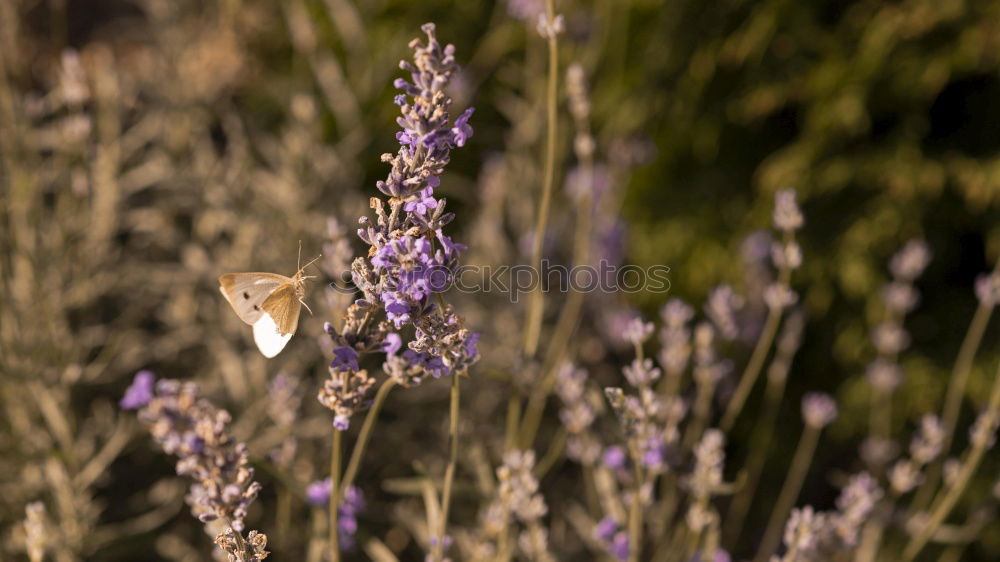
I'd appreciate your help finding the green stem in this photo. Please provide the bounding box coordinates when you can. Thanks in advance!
[329,429,342,562]
[902,359,1000,561]
[720,274,787,432]
[722,359,789,546]
[533,428,568,480]
[340,379,397,495]
[628,461,644,562]
[434,371,461,561]
[913,262,996,511]
[754,424,821,562]
[523,0,560,358]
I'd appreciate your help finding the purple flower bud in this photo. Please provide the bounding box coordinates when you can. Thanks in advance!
[610,532,629,561]
[333,414,350,431]
[451,107,474,147]
[594,516,618,542]
[383,333,402,355]
[120,370,155,409]
[331,346,360,372]
[603,445,627,470]
[306,478,332,507]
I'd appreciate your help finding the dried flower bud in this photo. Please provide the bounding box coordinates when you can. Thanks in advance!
[705,285,744,340]
[881,281,920,314]
[976,272,1000,306]
[771,240,803,270]
[866,359,904,392]
[909,414,945,465]
[889,239,931,282]
[23,502,46,562]
[772,189,804,232]
[969,408,999,449]
[889,460,922,494]
[802,393,838,428]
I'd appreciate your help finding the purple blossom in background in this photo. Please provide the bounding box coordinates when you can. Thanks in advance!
[594,517,629,561]
[610,532,629,561]
[603,445,627,470]
[338,486,365,550]
[642,438,666,469]
[120,370,155,409]
[594,516,618,543]
[306,478,332,507]
[304,480,363,550]
[127,378,268,560]
[705,285,744,341]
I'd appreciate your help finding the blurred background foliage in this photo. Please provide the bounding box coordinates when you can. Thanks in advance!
[1,0,998,560]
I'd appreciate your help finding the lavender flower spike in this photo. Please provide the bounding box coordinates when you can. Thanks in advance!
[132,378,268,559]
[322,24,478,415]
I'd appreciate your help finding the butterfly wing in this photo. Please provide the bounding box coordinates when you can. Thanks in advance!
[218,273,291,326]
[252,313,293,358]
[261,282,302,335]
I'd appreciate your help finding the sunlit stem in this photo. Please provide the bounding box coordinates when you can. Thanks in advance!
[523,0,560,358]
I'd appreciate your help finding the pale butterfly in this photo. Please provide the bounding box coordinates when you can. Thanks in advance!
[219,252,320,358]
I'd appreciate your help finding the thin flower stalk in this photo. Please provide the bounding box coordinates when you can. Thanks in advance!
[912,256,999,510]
[523,0,562,358]
[720,189,803,431]
[516,61,595,450]
[902,358,1000,561]
[329,429,342,561]
[339,379,397,496]
[433,368,461,561]
[864,239,930,470]
[723,311,805,546]
[754,393,837,562]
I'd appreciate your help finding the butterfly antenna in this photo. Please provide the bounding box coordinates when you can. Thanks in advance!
[300,254,323,274]
[297,240,303,271]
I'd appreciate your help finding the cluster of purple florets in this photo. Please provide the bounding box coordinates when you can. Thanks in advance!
[321,23,480,428]
[305,480,365,551]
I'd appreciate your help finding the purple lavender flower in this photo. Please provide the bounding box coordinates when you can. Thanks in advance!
[610,532,629,561]
[705,285,744,340]
[331,346,360,372]
[594,516,618,542]
[131,378,267,559]
[322,24,478,430]
[451,107,474,147]
[338,486,365,550]
[306,478,332,507]
[603,445,627,470]
[383,333,402,355]
[120,370,155,409]
[642,439,666,469]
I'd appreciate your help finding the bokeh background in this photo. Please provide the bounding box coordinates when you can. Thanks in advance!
[1,0,998,560]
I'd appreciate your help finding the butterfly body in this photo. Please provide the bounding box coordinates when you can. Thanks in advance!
[219,259,317,358]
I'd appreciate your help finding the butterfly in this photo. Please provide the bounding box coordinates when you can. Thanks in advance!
[219,252,320,358]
